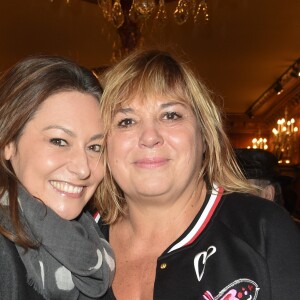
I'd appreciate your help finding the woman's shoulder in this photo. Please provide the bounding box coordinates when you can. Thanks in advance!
[0,233,20,262]
[220,192,289,219]
[0,235,44,300]
[217,192,300,243]
[0,235,27,289]
[212,192,300,266]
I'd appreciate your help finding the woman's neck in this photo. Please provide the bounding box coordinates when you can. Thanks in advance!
[114,181,207,242]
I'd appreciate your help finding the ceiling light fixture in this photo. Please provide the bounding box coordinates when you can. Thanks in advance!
[274,82,283,95]
[246,57,300,118]
[291,65,300,78]
[93,0,210,60]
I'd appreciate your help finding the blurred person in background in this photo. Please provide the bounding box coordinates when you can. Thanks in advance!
[234,148,284,204]
[235,148,300,227]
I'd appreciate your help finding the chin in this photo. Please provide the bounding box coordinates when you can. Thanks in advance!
[54,208,82,221]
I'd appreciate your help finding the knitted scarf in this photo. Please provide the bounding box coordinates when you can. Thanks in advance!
[9,187,115,300]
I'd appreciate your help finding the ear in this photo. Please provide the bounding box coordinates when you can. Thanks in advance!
[261,184,275,201]
[4,142,16,160]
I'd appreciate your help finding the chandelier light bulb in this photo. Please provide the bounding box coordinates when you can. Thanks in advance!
[272,110,298,164]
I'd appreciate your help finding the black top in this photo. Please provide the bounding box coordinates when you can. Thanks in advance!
[0,235,44,300]
[99,188,300,300]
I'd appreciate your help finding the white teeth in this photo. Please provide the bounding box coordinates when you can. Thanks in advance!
[50,181,83,194]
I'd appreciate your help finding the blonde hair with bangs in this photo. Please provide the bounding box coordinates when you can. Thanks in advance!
[98,49,256,224]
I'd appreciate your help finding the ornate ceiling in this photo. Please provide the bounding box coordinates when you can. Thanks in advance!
[0,0,300,138]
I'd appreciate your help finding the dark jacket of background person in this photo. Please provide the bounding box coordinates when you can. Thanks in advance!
[235,148,300,224]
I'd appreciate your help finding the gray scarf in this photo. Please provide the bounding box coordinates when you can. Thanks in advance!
[14,187,115,300]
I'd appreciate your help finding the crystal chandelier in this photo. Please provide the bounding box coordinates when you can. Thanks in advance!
[97,0,209,60]
[272,109,299,164]
[100,0,209,28]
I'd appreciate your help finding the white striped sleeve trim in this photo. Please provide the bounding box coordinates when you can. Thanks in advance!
[168,184,224,253]
[93,211,101,223]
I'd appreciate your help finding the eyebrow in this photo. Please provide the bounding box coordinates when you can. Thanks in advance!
[160,101,186,109]
[43,125,104,141]
[116,101,186,114]
[116,107,133,114]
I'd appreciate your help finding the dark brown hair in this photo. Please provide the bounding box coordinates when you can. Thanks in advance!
[0,55,102,248]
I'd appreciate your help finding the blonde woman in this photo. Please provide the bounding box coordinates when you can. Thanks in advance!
[98,50,300,300]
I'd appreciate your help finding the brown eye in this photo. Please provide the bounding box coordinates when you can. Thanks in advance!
[88,144,102,153]
[163,112,182,120]
[117,118,135,127]
[50,138,67,147]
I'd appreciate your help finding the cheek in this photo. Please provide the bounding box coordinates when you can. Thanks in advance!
[92,162,105,184]
[107,134,132,161]
[42,157,62,168]
[168,129,200,151]
[39,151,78,173]
[10,153,32,181]
[107,141,131,181]
[13,152,65,187]
[172,130,204,165]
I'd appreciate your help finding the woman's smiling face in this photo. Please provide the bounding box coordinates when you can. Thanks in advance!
[4,91,104,220]
[107,94,205,203]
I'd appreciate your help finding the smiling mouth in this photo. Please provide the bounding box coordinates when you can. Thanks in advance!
[50,181,84,194]
[134,158,169,168]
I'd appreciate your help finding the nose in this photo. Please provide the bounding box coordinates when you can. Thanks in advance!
[138,122,164,148]
[67,148,91,179]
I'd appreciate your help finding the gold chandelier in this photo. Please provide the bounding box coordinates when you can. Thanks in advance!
[248,137,268,150]
[272,109,299,164]
[97,0,209,59]
[247,129,268,150]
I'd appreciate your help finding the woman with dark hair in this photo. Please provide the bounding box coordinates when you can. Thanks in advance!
[0,56,115,299]
[98,49,300,300]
